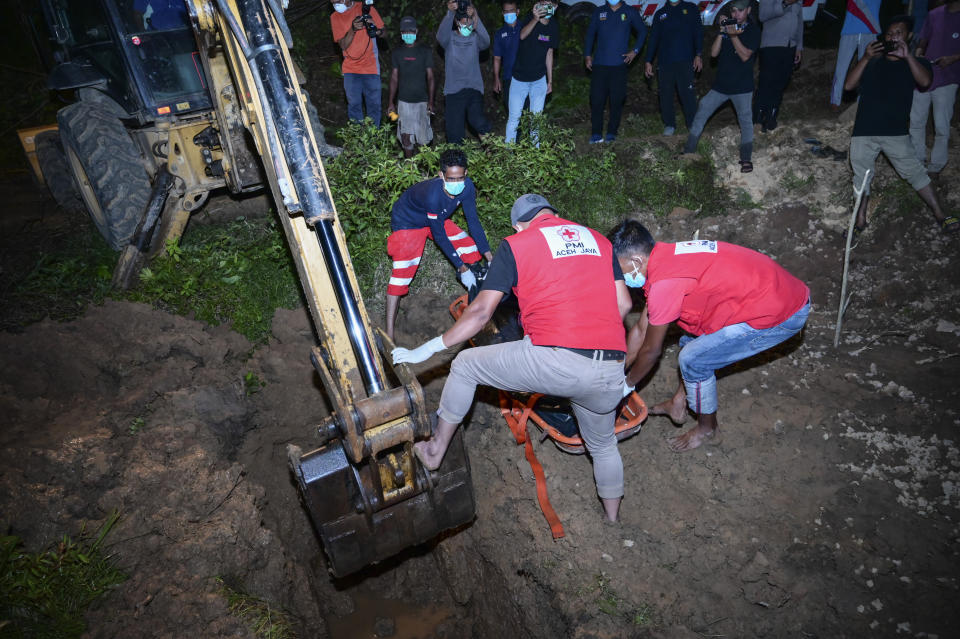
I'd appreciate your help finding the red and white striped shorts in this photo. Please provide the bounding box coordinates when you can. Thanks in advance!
[386,220,481,296]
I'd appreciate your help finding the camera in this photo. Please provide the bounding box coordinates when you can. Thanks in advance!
[360,0,378,39]
[535,2,556,18]
[455,0,471,23]
[881,39,898,54]
[719,17,743,32]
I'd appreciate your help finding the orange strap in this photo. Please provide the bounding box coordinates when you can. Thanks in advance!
[500,391,565,539]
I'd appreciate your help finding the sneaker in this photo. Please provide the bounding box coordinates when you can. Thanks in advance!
[662,126,675,136]
[604,134,617,143]
[589,134,603,144]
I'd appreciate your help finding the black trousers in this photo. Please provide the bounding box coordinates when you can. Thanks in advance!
[756,46,796,115]
[657,59,697,129]
[445,88,491,144]
[590,65,628,137]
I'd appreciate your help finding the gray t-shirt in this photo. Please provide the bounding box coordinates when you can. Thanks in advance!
[436,10,490,95]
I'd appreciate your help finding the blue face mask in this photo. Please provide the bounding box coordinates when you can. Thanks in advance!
[623,260,646,288]
[401,33,416,44]
[607,0,618,6]
[444,180,466,196]
[459,24,474,37]
[504,12,517,24]
[333,3,348,13]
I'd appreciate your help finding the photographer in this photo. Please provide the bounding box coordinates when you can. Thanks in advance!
[331,0,385,126]
[844,16,958,237]
[437,0,492,144]
[505,0,559,144]
[681,0,759,173]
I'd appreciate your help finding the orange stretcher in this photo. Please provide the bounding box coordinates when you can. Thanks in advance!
[449,295,648,538]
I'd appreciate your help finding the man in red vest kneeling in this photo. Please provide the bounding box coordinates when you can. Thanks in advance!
[608,220,810,452]
[393,194,633,522]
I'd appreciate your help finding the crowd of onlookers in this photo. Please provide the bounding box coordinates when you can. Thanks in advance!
[330,0,959,233]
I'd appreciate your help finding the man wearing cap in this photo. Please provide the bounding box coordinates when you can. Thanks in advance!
[393,194,633,523]
[388,16,436,158]
[583,0,647,144]
[681,0,760,173]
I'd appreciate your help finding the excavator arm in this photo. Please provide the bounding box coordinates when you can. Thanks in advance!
[185,0,474,576]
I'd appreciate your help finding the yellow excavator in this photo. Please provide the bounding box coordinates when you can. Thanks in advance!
[20,0,474,576]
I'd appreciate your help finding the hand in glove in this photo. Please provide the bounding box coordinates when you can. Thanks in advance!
[392,335,447,365]
[458,267,477,291]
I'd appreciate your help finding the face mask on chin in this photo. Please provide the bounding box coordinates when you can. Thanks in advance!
[623,259,646,288]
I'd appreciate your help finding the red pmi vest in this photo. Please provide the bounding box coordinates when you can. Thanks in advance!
[644,240,809,336]
[504,214,626,351]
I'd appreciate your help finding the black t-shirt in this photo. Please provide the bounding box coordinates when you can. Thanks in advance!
[852,56,933,137]
[391,45,433,104]
[511,17,559,82]
[712,20,760,95]
[482,240,624,295]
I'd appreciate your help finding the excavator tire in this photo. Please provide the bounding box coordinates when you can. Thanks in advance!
[57,101,152,251]
[34,130,84,215]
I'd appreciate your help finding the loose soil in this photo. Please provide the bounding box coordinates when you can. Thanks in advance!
[2,38,959,639]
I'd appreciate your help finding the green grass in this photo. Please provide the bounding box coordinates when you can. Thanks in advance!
[6,118,731,339]
[126,217,303,343]
[217,577,296,639]
[579,573,658,627]
[0,512,126,639]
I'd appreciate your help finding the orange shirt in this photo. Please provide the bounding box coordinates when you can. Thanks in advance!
[330,3,384,75]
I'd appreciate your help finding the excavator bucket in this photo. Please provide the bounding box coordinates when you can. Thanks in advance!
[289,430,474,577]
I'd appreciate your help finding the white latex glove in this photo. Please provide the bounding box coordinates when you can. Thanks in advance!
[622,380,634,398]
[392,335,447,365]
[459,268,477,290]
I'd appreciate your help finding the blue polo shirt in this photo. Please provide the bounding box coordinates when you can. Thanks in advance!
[390,177,491,269]
[583,2,647,66]
[493,22,522,82]
[645,1,703,65]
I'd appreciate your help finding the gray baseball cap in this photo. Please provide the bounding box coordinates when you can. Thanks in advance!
[510,193,557,226]
[400,16,417,31]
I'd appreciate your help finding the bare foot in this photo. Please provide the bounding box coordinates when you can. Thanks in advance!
[414,439,444,471]
[649,391,688,425]
[668,424,719,452]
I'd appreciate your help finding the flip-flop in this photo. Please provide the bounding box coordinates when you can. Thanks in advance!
[740,160,753,173]
[942,215,960,235]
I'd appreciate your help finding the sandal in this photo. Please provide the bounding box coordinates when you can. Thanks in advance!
[942,215,960,235]
[740,160,753,173]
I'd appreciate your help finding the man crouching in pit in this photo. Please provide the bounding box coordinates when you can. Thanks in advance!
[393,194,632,522]
[608,219,810,451]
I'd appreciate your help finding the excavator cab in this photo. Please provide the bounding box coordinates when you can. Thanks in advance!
[41,0,211,121]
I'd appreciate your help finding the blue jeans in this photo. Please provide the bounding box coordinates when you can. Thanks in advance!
[506,76,548,144]
[677,301,810,415]
[343,73,381,126]
[682,90,753,162]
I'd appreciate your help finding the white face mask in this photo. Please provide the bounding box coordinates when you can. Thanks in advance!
[333,3,348,13]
